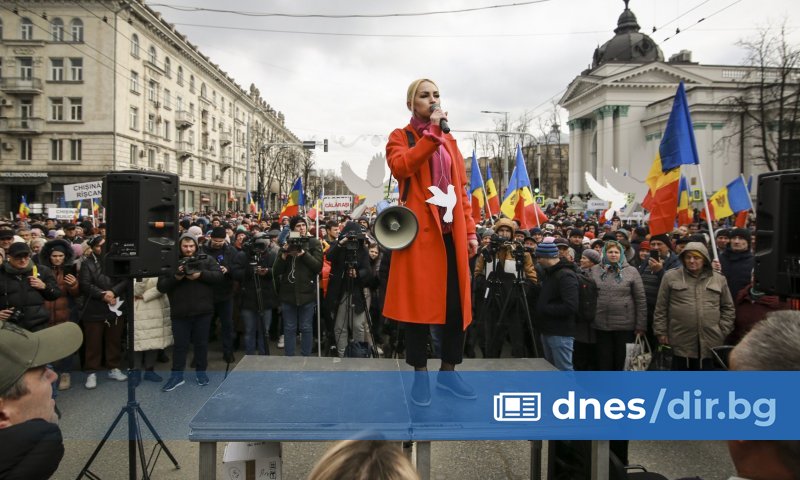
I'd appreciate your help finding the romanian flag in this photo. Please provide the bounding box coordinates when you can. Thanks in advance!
[485,164,500,217]
[307,197,323,221]
[500,145,548,229]
[91,198,101,217]
[677,176,692,226]
[707,176,752,221]
[469,151,485,224]
[18,196,30,220]
[257,197,266,221]
[247,192,258,214]
[280,177,304,218]
[74,201,82,222]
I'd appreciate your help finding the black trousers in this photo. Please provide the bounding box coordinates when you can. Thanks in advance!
[403,233,465,369]
[172,313,212,373]
[672,355,716,371]
[594,329,634,372]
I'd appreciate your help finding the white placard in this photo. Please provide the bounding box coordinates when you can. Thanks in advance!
[587,199,609,211]
[48,207,79,220]
[64,181,103,202]
[322,195,353,212]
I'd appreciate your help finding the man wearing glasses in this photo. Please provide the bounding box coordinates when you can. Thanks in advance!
[0,242,61,332]
[653,242,735,370]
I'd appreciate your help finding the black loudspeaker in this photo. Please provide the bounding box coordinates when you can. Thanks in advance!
[754,169,800,297]
[104,171,179,278]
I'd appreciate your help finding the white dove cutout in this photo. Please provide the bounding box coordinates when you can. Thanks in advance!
[585,172,631,219]
[340,153,390,219]
[108,298,124,317]
[602,167,649,206]
[426,184,457,223]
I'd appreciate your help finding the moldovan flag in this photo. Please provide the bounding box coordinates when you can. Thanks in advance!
[18,196,30,220]
[91,198,101,217]
[257,197,266,221]
[469,151,485,224]
[707,176,752,221]
[676,176,692,226]
[247,192,258,214]
[500,145,548,229]
[74,201,82,222]
[280,177,304,218]
[307,197,323,221]
[485,164,500,217]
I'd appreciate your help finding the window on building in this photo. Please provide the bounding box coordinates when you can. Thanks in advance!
[177,158,183,175]
[19,57,33,79]
[20,139,32,161]
[70,139,81,161]
[163,89,171,109]
[20,99,33,119]
[148,46,157,64]
[51,18,64,42]
[0,19,3,40]
[221,98,225,113]
[50,58,64,81]
[189,75,195,93]
[164,57,171,77]
[70,19,83,42]
[130,144,138,165]
[51,139,64,161]
[147,148,155,168]
[200,83,207,98]
[131,34,140,57]
[201,161,206,180]
[164,120,170,140]
[162,153,169,171]
[69,98,82,121]
[129,106,138,130]
[148,80,157,102]
[20,18,33,40]
[176,96,183,111]
[212,116,216,131]
[189,159,194,177]
[130,71,139,93]
[147,114,155,133]
[69,58,82,81]
[177,66,183,85]
[50,97,64,120]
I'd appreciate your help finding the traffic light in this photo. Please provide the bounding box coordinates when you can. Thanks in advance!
[533,178,540,194]
[323,139,328,152]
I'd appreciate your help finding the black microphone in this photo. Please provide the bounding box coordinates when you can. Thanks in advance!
[430,105,450,134]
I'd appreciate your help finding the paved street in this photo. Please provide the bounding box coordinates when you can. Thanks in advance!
[52,340,735,480]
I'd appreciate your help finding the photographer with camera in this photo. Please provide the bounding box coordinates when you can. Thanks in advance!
[325,222,375,358]
[473,218,537,358]
[157,233,224,391]
[239,233,278,355]
[273,216,323,357]
[201,226,244,364]
[0,242,61,332]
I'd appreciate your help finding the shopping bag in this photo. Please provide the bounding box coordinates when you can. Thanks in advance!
[649,344,673,371]
[628,334,652,371]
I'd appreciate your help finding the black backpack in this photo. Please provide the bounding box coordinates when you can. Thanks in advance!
[575,271,598,323]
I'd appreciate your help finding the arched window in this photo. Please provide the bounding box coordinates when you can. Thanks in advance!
[70,19,83,42]
[148,46,157,64]
[200,83,207,98]
[177,66,184,85]
[20,17,33,40]
[131,33,140,57]
[212,91,216,106]
[189,75,195,93]
[51,18,64,42]
[164,57,171,77]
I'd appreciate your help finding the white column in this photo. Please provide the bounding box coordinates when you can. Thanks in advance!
[602,106,615,178]
[595,113,605,182]
[572,125,582,194]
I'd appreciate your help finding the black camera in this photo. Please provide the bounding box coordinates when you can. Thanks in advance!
[344,231,366,251]
[243,234,271,265]
[286,232,310,252]
[7,308,24,324]
[178,254,208,276]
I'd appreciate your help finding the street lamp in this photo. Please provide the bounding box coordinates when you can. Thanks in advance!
[480,110,510,191]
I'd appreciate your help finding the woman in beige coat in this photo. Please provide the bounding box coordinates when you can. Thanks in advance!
[133,277,173,382]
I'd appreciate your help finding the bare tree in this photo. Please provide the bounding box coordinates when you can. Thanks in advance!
[730,21,800,171]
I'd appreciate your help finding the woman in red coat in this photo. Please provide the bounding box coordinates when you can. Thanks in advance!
[384,78,478,406]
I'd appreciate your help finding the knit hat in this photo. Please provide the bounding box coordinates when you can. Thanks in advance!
[729,227,751,245]
[0,229,13,240]
[210,226,227,239]
[615,228,631,240]
[569,228,584,238]
[530,227,543,235]
[289,215,306,230]
[639,241,651,251]
[581,249,601,265]
[584,231,595,240]
[187,225,203,238]
[534,242,559,258]
[553,237,569,247]
[649,234,672,250]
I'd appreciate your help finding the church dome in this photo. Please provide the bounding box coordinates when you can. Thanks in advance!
[592,1,663,69]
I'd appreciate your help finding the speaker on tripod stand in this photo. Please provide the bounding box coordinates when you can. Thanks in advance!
[77,171,180,480]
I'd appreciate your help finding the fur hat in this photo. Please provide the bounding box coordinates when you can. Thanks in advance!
[493,218,516,233]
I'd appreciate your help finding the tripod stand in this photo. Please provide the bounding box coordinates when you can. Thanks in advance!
[333,253,378,358]
[474,249,506,358]
[77,281,179,480]
[483,248,540,358]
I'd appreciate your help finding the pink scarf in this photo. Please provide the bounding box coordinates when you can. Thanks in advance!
[410,116,452,232]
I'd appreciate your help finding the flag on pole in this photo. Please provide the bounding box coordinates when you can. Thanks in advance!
[676,176,692,226]
[74,201,82,222]
[659,82,700,172]
[91,198,101,217]
[247,192,258,214]
[257,197,266,221]
[18,196,30,221]
[485,164,500,217]
[469,151,486,224]
[706,176,752,221]
[307,197,323,221]
[280,177,304,218]
[500,145,548,229]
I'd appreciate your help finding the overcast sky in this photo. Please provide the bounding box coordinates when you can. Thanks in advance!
[150,0,798,179]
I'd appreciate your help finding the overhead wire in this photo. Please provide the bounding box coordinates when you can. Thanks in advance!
[662,0,744,42]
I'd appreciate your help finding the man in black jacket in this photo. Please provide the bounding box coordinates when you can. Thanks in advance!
[0,243,61,332]
[202,226,244,363]
[239,233,278,355]
[533,241,578,371]
[720,227,754,299]
[157,233,224,391]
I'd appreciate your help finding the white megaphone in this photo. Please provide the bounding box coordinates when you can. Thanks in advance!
[373,199,418,250]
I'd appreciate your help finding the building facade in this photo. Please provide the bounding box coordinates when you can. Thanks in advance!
[0,0,299,215]
[559,3,796,197]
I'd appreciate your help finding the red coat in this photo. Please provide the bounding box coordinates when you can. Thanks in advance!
[45,267,80,326]
[383,125,476,328]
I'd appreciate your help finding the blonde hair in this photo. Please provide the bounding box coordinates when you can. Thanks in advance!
[307,440,419,480]
[406,78,438,111]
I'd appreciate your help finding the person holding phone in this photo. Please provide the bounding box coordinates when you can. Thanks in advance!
[638,234,681,347]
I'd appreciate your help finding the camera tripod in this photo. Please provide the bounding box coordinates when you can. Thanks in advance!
[478,249,539,359]
[333,258,379,358]
[77,281,179,480]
